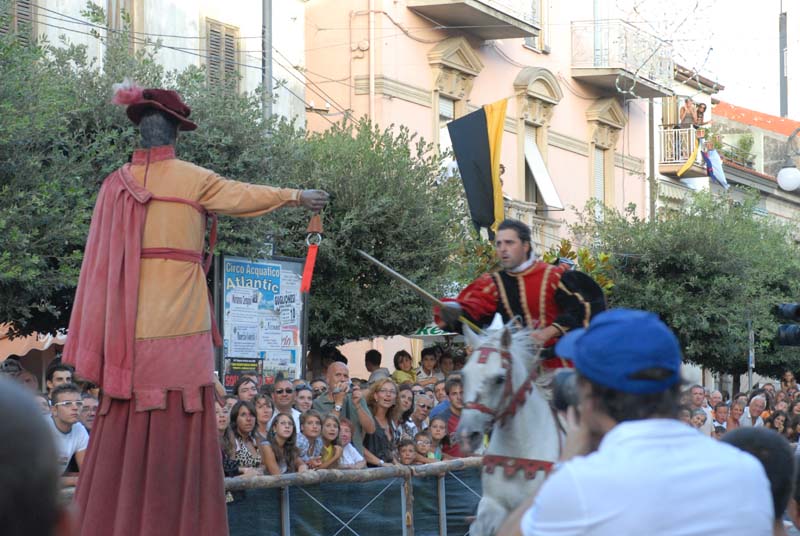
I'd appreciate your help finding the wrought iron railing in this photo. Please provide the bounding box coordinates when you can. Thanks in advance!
[659,126,704,166]
[480,0,538,25]
[571,19,673,90]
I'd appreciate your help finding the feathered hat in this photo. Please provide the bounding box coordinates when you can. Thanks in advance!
[112,79,197,131]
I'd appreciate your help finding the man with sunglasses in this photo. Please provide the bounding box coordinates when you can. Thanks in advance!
[411,393,435,432]
[48,383,89,487]
[269,378,302,431]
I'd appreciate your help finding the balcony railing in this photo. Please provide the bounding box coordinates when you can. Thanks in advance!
[659,127,707,178]
[504,198,562,252]
[571,19,673,97]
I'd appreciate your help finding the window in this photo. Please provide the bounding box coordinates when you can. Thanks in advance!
[523,123,563,210]
[593,146,605,218]
[439,95,458,177]
[524,125,539,203]
[524,0,549,52]
[206,19,239,91]
[1,0,34,45]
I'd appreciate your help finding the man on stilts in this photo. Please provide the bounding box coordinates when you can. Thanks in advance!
[63,82,328,536]
[436,218,605,368]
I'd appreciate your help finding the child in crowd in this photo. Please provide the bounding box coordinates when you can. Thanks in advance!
[417,348,444,388]
[338,418,366,469]
[397,438,418,465]
[677,406,691,425]
[391,350,416,385]
[297,410,323,469]
[259,412,307,475]
[765,410,788,434]
[413,431,436,464]
[428,416,451,461]
[318,413,343,469]
[712,426,727,440]
[690,408,707,430]
[439,354,454,377]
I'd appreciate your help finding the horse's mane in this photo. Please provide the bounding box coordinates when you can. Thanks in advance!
[475,322,552,396]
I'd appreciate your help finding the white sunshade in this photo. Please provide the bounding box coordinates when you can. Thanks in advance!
[524,135,564,210]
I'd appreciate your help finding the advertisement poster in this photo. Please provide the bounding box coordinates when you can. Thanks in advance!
[222,256,305,391]
[223,358,263,390]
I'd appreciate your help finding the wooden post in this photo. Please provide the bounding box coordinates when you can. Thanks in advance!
[437,475,448,536]
[402,475,414,536]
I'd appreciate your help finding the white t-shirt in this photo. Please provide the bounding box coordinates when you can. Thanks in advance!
[47,417,89,474]
[340,443,365,467]
[521,419,773,536]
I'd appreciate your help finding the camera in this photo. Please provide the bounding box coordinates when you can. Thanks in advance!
[553,370,579,412]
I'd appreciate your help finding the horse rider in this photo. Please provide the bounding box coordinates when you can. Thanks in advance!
[435,218,605,369]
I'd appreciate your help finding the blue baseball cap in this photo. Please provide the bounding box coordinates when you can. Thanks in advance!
[555,309,682,394]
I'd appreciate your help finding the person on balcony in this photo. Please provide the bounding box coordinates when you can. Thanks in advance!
[679,97,698,128]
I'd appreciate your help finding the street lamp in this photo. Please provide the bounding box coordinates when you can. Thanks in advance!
[777,127,800,191]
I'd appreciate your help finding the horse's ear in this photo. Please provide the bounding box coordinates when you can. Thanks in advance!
[501,326,512,349]
[488,313,504,332]
[463,322,480,350]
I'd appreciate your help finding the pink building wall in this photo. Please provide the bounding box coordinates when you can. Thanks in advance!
[304,0,651,231]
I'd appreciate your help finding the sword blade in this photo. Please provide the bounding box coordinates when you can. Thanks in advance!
[356,249,484,334]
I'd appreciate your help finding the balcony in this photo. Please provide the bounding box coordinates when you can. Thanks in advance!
[659,127,707,178]
[504,198,562,251]
[406,0,540,40]
[571,20,673,98]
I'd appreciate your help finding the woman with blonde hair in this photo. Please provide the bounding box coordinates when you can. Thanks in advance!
[363,378,402,466]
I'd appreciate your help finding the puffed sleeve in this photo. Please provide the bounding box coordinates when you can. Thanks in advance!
[551,271,606,335]
[434,273,499,331]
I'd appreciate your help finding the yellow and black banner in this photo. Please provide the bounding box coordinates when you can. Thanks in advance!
[447,99,507,235]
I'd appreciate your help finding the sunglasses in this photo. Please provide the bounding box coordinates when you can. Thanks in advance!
[274,388,294,395]
[417,404,432,410]
[54,400,83,409]
[313,387,327,394]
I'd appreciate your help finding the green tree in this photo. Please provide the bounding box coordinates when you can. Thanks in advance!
[0,9,480,348]
[570,196,800,379]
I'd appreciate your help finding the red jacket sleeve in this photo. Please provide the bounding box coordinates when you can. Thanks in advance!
[434,273,499,329]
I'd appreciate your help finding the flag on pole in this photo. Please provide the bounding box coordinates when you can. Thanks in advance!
[447,99,508,234]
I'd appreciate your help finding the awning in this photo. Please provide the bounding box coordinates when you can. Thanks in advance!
[0,325,67,361]
[408,324,464,343]
[524,136,564,210]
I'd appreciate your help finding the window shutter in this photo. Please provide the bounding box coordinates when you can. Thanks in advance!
[223,32,236,89]
[525,124,538,203]
[206,19,239,91]
[593,147,605,201]
[1,1,35,43]
[439,96,455,123]
[207,22,223,87]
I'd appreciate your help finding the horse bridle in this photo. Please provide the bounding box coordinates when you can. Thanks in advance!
[464,345,539,427]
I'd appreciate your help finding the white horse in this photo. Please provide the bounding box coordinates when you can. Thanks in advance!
[456,317,561,536]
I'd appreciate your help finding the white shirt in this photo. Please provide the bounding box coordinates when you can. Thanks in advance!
[340,443,365,466]
[266,407,301,435]
[740,407,765,427]
[521,419,773,536]
[47,417,89,474]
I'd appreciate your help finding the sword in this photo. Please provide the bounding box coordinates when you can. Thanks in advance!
[356,249,484,335]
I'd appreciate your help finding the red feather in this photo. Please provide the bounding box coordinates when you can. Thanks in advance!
[111,79,144,105]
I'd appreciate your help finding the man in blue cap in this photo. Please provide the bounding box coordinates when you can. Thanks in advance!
[500,309,773,535]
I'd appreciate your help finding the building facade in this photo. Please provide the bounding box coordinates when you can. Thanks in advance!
[303,0,672,254]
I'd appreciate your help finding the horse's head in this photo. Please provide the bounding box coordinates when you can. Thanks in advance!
[456,316,540,455]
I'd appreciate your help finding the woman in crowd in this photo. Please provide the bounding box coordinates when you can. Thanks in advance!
[364,378,401,466]
[259,412,307,475]
[294,384,314,413]
[230,400,262,471]
[216,401,241,478]
[338,418,366,469]
[728,402,744,430]
[789,400,800,420]
[395,384,418,441]
[782,371,797,393]
[297,410,323,469]
[689,409,707,430]
[318,413,343,469]
[253,394,274,443]
[765,410,789,434]
[391,350,416,385]
[233,377,258,403]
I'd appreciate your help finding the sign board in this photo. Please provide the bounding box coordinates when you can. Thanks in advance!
[221,256,305,391]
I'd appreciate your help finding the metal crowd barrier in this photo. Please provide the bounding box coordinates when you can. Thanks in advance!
[225,457,483,536]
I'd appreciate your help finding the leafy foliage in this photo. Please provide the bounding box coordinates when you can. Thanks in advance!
[542,238,615,294]
[571,195,800,377]
[0,9,482,346]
